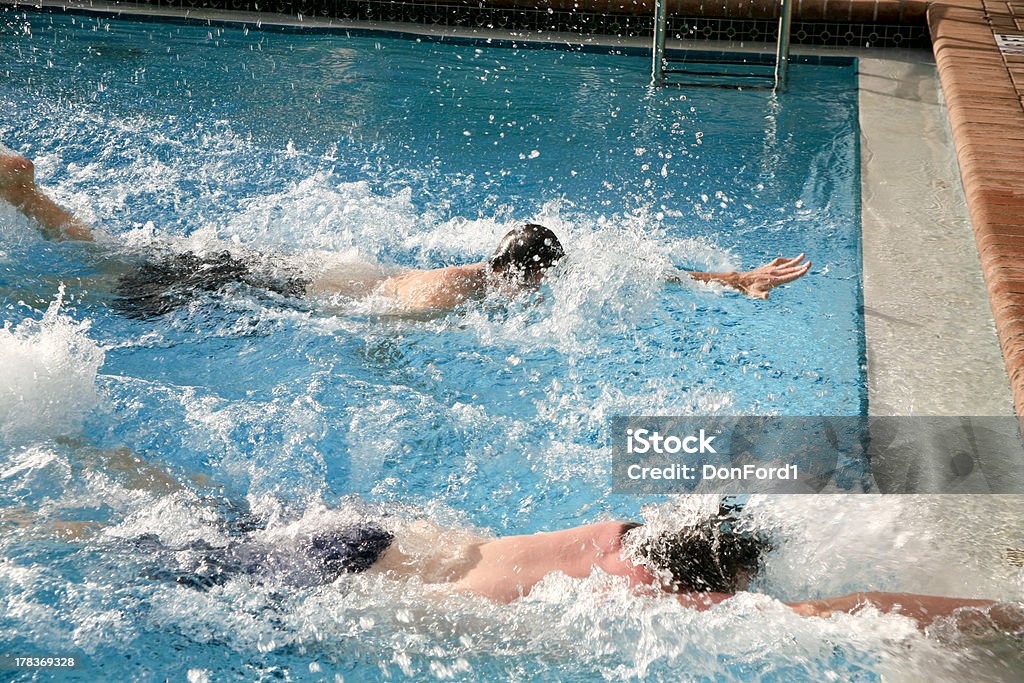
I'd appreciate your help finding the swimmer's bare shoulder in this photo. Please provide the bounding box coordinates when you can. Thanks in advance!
[375,263,488,312]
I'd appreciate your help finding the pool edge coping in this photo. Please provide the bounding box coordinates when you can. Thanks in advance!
[0,0,862,62]
[927,0,1024,417]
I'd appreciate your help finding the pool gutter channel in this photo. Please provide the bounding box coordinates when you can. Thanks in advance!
[3,0,1015,417]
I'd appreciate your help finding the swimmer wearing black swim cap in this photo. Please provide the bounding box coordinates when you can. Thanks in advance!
[1,150,811,316]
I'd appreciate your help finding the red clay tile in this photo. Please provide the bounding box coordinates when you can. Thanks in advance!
[980,238,1024,256]
[995,315,1024,342]
[986,255,1024,271]
[957,146,1024,161]
[991,278,1024,298]
[975,207,1024,226]
[967,190,1024,207]
[995,329,1024,356]
[977,228,1024,246]
[908,0,1024,408]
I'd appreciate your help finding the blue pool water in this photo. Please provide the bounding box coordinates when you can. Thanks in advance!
[5,8,1019,683]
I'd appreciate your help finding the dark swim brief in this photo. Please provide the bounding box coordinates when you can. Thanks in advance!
[113,250,310,318]
[142,522,394,591]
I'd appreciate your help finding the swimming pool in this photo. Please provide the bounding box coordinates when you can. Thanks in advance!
[4,7,1020,682]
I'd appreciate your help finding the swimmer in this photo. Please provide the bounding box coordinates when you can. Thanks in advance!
[0,150,811,316]
[367,507,1022,631]
[23,491,1018,632]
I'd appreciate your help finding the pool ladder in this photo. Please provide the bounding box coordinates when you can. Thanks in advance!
[651,0,794,90]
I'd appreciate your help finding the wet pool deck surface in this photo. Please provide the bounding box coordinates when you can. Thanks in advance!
[928,0,1024,415]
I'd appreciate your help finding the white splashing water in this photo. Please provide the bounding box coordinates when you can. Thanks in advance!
[0,289,105,445]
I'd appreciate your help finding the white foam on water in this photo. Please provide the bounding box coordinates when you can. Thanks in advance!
[0,290,104,445]
[219,172,425,257]
[172,384,331,519]
[746,494,1024,600]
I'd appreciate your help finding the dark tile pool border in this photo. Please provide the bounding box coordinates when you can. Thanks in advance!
[1,1,855,63]
[1,0,931,47]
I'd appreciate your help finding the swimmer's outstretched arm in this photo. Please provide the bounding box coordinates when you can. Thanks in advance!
[678,590,1022,630]
[0,152,93,241]
[669,254,811,299]
[783,591,1024,630]
[676,589,1021,630]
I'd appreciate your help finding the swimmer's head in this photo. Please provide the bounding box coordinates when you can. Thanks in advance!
[622,512,768,593]
[488,224,565,285]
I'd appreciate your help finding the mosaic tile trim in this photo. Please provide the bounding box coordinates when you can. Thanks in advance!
[128,0,931,47]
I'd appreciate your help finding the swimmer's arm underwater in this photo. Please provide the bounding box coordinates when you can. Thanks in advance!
[0,152,94,241]
[669,254,811,299]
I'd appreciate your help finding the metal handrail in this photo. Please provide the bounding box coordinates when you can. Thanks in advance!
[651,0,668,86]
[774,0,794,89]
[651,0,794,91]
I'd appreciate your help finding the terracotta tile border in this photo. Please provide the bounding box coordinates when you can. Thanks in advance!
[930,0,1024,413]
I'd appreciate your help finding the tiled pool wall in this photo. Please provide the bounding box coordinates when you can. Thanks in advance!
[49,0,931,46]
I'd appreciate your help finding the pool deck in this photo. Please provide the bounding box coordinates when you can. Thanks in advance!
[859,53,1013,416]
[928,0,1024,415]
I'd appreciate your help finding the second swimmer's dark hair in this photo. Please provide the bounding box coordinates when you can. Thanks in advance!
[622,504,769,593]
[488,224,565,277]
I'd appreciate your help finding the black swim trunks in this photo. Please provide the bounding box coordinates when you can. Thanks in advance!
[113,250,310,318]
[143,522,394,590]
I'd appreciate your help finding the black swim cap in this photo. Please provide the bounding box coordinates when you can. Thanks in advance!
[488,224,565,277]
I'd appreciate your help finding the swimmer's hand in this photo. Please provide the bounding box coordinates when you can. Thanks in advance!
[672,254,811,299]
[732,254,811,299]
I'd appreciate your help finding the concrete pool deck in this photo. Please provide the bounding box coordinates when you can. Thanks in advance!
[859,54,1013,416]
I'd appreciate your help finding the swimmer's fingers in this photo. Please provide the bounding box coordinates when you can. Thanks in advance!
[768,259,808,277]
[770,261,812,283]
[767,254,805,268]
